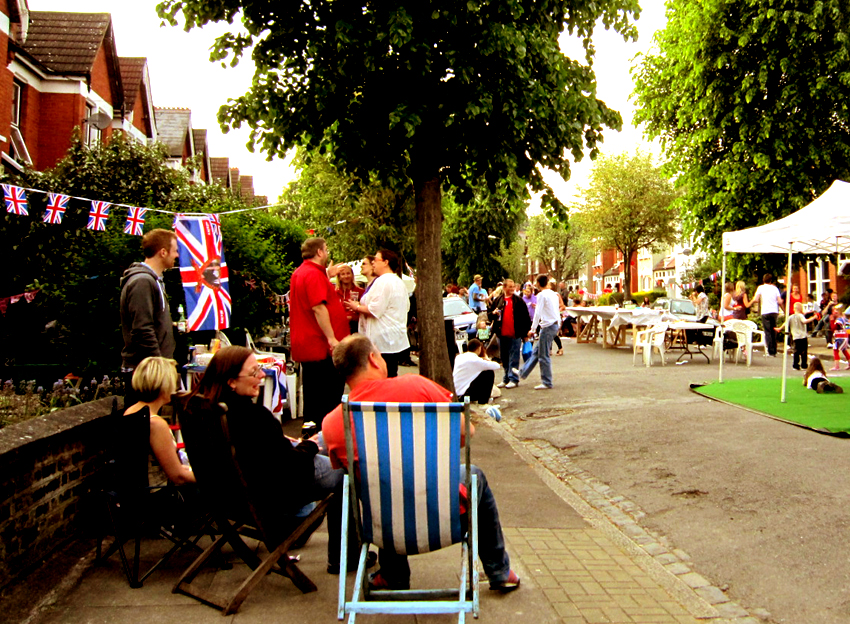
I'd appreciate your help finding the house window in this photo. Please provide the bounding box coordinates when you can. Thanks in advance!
[9,81,31,165]
[86,103,102,146]
[807,259,831,299]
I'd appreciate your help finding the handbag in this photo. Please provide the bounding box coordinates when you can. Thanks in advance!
[522,339,533,360]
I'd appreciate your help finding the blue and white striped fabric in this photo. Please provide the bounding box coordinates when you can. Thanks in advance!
[349,401,463,555]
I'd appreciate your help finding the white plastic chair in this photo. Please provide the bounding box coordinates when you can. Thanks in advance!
[713,321,737,361]
[729,320,767,367]
[633,322,668,367]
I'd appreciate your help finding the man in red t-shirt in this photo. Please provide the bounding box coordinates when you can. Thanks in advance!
[322,335,519,593]
[290,237,350,425]
[486,279,531,389]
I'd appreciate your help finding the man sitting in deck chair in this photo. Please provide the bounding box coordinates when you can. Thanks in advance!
[322,334,520,593]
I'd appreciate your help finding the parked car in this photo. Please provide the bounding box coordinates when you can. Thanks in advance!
[652,297,698,321]
[443,296,478,349]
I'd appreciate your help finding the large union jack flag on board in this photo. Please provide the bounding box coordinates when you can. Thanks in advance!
[174,214,231,331]
[3,184,28,215]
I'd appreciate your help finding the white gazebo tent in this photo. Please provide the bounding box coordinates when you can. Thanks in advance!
[720,179,850,401]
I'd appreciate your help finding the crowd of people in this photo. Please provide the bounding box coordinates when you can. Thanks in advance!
[117,234,520,595]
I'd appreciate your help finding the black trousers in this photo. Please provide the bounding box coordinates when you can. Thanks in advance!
[300,356,344,425]
[762,313,779,355]
[382,351,401,378]
[793,338,808,369]
[462,370,495,405]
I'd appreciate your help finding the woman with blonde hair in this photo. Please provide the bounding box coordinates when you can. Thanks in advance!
[125,356,194,485]
[720,282,735,321]
[732,281,751,320]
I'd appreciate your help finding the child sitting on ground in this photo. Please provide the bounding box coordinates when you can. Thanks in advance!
[831,305,850,371]
[804,358,843,393]
[774,302,815,370]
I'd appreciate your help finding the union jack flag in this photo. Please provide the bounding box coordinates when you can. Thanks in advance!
[87,201,111,231]
[123,207,147,236]
[43,193,69,224]
[175,214,231,331]
[3,184,28,215]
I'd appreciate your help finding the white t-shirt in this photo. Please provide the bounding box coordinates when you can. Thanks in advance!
[530,288,561,333]
[360,272,410,354]
[452,352,500,396]
[807,371,825,389]
[755,283,782,315]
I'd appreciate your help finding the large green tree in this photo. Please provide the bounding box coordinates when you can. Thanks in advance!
[525,213,591,283]
[159,0,639,388]
[574,151,678,300]
[633,0,850,264]
[278,150,417,264]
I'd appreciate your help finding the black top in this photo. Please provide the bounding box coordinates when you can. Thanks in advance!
[487,293,532,338]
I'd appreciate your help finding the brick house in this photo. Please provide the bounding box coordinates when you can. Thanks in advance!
[4,10,123,172]
[117,56,156,143]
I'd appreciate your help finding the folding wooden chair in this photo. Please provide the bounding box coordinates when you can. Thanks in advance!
[95,398,208,588]
[173,398,333,615]
[338,397,479,623]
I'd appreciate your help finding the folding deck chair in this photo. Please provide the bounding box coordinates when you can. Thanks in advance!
[95,398,208,588]
[338,396,479,623]
[173,398,333,615]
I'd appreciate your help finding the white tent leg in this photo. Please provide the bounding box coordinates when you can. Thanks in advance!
[780,247,793,403]
[719,254,726,383]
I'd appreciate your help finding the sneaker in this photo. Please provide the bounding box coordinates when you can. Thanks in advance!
[830,366,841,371]
[534,384,552,390]
[496,382,507,388]
[505,381,518,389]
[368,570,410,591]
[489,570,521,593]
[327,550,377,575]
[511,367,521,378]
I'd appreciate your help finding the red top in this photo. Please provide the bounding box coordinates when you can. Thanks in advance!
[789,293,803,311]
[337,285,366,322]
[322,375,453,468]
[501,296,515,337]
[289,260,350,362]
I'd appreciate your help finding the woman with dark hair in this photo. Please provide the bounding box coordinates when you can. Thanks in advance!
[184,346,370,574]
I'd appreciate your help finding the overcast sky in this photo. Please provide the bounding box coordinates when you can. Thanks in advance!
[30,1,667,207]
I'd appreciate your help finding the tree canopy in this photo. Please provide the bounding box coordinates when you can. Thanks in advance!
[158,0,640,388]
[633,0,850,261]
[525,214,591,283]
[574,151,678,300]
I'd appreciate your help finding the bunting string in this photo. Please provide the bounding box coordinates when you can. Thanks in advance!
[2,183,280,236]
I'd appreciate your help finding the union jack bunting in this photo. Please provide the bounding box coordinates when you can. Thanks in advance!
[43,193,69,224]
[123,207,147,236]
[87,201,111,231]
[175,214,231,331]
[3,184,28,215]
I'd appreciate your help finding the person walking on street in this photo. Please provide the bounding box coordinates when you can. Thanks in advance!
[289,237,350,426]
[120,228,179,404]
[345,249,409,377]
[487,279,531,389]
[518,275,560,389]
[752,273,783,356]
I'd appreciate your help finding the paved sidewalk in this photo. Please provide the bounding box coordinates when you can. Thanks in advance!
[20,410,752,624]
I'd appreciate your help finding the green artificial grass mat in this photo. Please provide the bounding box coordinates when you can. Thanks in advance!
[692,376,850,436]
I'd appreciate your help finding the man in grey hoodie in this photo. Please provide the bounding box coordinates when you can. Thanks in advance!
[120,229,179,399]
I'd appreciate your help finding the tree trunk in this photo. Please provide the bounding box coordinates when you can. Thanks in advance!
[414,175,454,392]
[623,248,633,301]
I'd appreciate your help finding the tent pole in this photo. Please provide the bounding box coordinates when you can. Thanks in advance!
[719,253,726,383]
[780,246,793,403]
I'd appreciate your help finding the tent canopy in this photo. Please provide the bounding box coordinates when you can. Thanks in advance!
[722,180,850,254]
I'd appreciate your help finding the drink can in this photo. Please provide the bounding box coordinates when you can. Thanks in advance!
[301,421,318,439]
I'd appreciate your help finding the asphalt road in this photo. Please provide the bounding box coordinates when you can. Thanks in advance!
[496,338,850,624]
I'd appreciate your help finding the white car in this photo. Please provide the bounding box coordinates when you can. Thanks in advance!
[443,297,478,350]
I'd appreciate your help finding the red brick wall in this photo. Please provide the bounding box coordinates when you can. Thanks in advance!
[130,92,146,135]
[90,45,113,107]
[36,92,85,170]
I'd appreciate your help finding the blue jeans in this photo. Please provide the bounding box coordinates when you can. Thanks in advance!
[520,323,558,387]
[499,336,521,384]
[375,465,512,584]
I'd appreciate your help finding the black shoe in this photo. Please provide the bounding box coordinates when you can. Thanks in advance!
[793,365,801,370]
[327,550,377,574]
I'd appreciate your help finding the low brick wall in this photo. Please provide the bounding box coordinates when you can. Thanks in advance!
[0,396,121,589]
